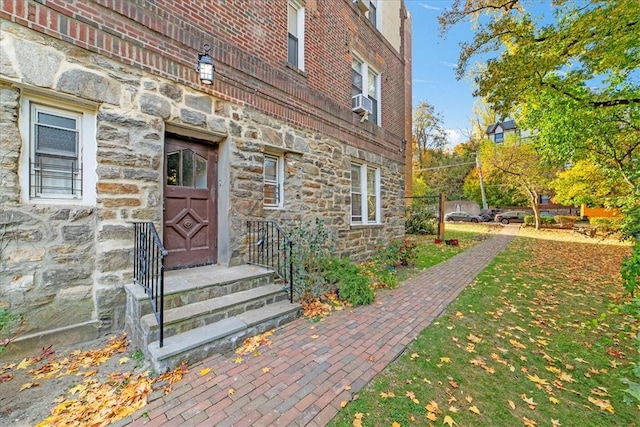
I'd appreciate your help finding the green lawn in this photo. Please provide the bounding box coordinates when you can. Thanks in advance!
[330,233,639,427]
[408,223,501,271]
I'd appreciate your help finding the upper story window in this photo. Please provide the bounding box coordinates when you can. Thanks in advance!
[351,162,380,225]
[368,0,378,27]
[494,132,504,143]
[352,57,380,125]
[19,96,97,205]
[287,1,305,71]
[264,152,284,208]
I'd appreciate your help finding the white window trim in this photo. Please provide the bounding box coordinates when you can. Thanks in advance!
[351,162,381,225]
[352,54,381,125]
[19,94,97,205]
[263,152,284,209]
[288,1,305,71]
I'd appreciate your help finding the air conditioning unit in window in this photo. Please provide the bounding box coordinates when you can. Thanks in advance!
[352,94,372,116]
[353,0,370,13]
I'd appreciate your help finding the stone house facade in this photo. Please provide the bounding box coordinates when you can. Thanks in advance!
[0,0,412,356]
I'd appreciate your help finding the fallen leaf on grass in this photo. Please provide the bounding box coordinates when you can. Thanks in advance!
[440,357,451,363]
[526,374,549,386]
[340,400,348,408]
[549,397,560,404]
[427,412,438,421]
[522,417,538,427]
[443,415,457,426]
[469,405,481,415]
[588,396,615,413]
[507,400,516,410]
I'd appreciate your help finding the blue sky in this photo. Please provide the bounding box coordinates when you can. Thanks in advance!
[405,0,478,146]
[404,1,562,146]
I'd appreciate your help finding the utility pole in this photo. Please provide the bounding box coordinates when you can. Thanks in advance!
[476,152,488,210]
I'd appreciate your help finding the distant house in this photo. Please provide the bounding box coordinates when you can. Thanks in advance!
[485,120,520,143]
[0,0,412,363]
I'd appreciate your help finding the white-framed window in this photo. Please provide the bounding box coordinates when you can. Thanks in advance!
[263,152,284,208]
[19,96,97,205]
[287,1,305,71]
[351,162,380,224]
[368,0,378,27]
[352,56,380,125]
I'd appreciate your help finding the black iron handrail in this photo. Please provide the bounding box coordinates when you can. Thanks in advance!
[133,222,168,347]
[247,220,294,303]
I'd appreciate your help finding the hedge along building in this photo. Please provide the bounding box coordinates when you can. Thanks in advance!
[0,0,412,361]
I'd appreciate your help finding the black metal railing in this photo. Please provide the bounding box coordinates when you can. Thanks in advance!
[133,222,168,347]
[247,220,294,303]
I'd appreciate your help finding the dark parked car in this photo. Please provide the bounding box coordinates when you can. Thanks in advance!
[494,211,529,224]
[444,211,483,223]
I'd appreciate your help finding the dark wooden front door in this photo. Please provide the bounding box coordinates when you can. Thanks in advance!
[164,137,218,269]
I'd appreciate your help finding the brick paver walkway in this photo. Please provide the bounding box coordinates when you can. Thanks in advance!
[124,226,518,427]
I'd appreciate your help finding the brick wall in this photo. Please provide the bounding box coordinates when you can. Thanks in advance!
[0,0,409,159]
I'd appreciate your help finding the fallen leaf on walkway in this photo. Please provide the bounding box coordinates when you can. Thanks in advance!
[20,382,39,391]
[235,357,243,364]
[345,384,351,390]
[199,367,212,376]
[311,335,319,339]
[118,357,130,365]
[228,388,235,395]
[262,367,270,373]
[341,400,348,408]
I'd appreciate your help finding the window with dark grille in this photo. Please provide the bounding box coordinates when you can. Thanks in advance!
[31,106,82,198]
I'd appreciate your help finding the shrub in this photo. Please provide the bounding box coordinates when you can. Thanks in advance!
[406,200,438,235]
[524,215,556,226]
[383,238,419,268]
[323,257,375,306]
[589,217,622,233]
[0,308,21,353]
[555,215,579,228]
[287,218,333,301]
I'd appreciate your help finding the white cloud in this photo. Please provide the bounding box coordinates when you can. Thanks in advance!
[445,129,464,147]
[439,60,458,69]
[420,3,442,11]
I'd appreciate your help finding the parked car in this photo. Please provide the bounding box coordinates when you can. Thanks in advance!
[540,212,555,218]
[479,209,503,222]
[495,211,529,224]
[444,211,483,223]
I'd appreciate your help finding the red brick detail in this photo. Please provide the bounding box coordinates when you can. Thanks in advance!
[1,0,410,160]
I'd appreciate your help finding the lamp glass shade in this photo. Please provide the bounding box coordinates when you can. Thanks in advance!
[198,55,214,85]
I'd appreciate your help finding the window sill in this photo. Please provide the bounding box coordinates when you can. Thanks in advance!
[285,63,307,78]
[350,223,383,229]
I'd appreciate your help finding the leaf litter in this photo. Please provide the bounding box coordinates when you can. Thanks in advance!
[0,333,187,426]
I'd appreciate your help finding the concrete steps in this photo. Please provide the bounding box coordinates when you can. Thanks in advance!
[125,264,301,373]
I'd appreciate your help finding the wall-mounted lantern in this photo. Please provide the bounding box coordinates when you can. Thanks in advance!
[197,44,214,85]
[400,138,407,153]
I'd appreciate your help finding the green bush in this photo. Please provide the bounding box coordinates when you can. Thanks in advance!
[555,215,579,228]
[383,238,418,268]
[406,200,438,235]
[524,215,556,226]
[0,308,21,353]
[589,217,622,233]
[323,257,375,306]
[287,218,333,301]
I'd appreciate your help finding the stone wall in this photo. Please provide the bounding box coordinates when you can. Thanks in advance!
[0,18,405,357]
